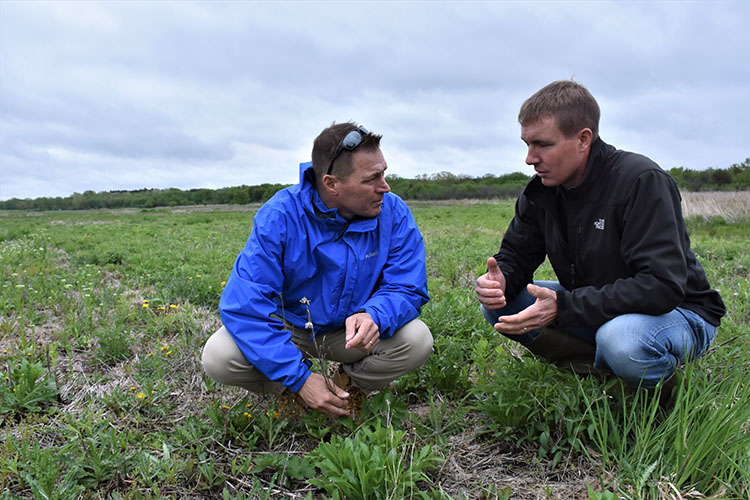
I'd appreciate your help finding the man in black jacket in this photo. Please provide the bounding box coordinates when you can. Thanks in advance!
[475,80,725,388]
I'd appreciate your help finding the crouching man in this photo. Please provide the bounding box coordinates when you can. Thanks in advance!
[202,122,433,417]
[476,80,725,390]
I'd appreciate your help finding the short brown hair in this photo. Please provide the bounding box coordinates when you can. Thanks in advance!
[518,80,600,139]
[311,122,382,183]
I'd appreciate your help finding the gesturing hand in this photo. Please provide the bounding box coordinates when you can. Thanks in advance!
[345,312,380,352]
[475,257,507,309]
[494,283,558,335]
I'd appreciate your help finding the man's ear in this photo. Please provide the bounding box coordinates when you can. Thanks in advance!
[577,128,593,152]
[321,174,339,196]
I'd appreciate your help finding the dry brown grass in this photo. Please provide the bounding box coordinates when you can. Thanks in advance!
[681,191,750,222]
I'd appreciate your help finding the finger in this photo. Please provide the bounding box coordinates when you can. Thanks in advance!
[487,257,502,278]
[344,315,357,343]
[347,321,377,349]
[494,312,531,335]
[356,336,379,352]
[322,402,350,417]
[476,277,502,292]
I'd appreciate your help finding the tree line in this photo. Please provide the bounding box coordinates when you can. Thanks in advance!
[2,159,748,211]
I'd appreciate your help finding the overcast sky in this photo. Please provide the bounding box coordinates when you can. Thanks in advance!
[1,0,749,201]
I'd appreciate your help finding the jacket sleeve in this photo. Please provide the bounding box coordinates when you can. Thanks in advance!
[556,170,689,327]
[494,193,548,302]
[362,200,429,337]
[218,205,311,392]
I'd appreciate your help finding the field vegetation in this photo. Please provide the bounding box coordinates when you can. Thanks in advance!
[1,157,747,212]
[1,193,749,499]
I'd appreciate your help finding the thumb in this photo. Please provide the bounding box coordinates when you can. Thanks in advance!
[487,257,502,278]
[527,283,552,299]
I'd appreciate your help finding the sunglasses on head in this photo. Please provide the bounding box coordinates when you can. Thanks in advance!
[326,125,370,176]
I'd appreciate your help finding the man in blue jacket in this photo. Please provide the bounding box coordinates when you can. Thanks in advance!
[475,80,724,390]
[202,122,432,417]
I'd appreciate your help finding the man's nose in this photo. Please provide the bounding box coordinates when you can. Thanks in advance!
[525,147,538,165]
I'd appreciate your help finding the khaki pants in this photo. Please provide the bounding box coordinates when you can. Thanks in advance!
[202,317,433,394]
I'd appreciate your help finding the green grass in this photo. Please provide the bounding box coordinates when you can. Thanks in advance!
[0,202,748,499]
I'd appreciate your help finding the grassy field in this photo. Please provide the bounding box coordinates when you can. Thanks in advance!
[1,194,749,499]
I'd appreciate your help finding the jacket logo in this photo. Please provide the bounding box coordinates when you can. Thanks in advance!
[365,251,379,259]
[594,218,605,231]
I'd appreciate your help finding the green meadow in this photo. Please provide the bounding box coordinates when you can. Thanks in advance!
[1,199,748,499]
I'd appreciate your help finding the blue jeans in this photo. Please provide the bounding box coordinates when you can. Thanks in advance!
[481,281,717,387]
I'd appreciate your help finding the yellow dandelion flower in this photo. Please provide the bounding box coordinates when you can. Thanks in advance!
[243,412,252,418]
[130,386,136,391]
[2,349,7,354]
[143,299,150,303]
[142,303,149,308]
[222,405,230,410]
[157,306,166,311]
[147,352,153,357]
[151,390,155,394]
[196,274,202,278]
[221,281,227,286]
[166,350,172,356]
[169,304,178,309]
[136,392,146,399]
[188,277,193,280]
[246,403,253,408]
[160,345,169,351]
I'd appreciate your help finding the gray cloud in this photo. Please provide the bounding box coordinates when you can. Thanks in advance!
[1,0,748,200]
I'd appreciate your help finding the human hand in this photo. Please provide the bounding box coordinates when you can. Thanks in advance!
[475,257,507,308]
[345,312,380,352]
[494,283,558,335]
[296,372,350,417]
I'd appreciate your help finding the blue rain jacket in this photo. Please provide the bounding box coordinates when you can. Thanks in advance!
[218,162,429,392]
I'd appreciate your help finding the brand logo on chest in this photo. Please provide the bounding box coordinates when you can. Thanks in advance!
[594,218,605,231]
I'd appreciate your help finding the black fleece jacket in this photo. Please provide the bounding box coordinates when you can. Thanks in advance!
[494,137,725,329]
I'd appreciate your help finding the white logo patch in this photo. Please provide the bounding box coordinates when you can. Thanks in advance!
[594,218,605,231]
[365,251,379,259]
